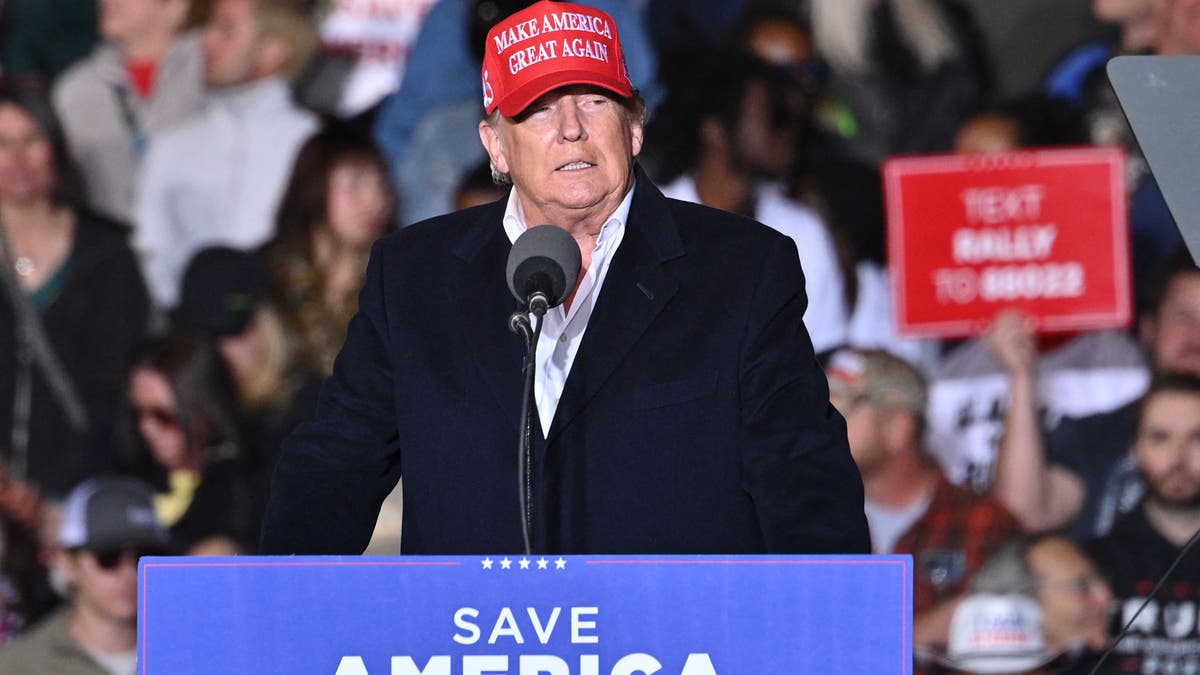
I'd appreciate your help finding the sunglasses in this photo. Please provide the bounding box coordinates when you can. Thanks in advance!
[87,547,164,571]
[134,406,179,428]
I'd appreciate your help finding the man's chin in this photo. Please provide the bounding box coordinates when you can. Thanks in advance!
[1149,486,1200,510]
[1159,356,1200,378]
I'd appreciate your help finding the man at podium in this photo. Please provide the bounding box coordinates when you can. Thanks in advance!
[260,0,868,556]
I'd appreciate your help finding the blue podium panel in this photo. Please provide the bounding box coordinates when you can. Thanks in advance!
[139,555,911,674]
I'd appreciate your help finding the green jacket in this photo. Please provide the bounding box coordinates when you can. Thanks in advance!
[0,608,118,675]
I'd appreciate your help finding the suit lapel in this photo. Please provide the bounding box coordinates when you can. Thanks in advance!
[448,201,527,433]
[546,173,684,444]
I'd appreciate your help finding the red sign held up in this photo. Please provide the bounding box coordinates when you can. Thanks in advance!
[884,148,1130,337]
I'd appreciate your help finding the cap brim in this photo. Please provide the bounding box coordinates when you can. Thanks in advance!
[495,69,634,117]
[84,528,172,554]
[921,645,1066,674]
[170,304,256,338]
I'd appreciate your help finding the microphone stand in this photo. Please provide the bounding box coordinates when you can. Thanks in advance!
[508,292,549,556]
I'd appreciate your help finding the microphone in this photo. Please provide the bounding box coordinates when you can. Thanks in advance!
[503,225,580,557]
[506,225,582,314]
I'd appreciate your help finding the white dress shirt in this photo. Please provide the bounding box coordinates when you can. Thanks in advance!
[503,184,635,437]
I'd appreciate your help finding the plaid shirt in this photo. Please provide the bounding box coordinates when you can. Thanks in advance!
[894,475,1022,615]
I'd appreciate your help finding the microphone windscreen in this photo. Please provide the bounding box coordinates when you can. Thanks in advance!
[506,225,582,307]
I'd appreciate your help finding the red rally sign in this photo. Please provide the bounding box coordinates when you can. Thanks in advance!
[884,147,1130,337]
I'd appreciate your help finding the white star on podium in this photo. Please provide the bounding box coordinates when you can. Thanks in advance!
[536,557,549,569]
[519,558,531,570]
[500,557,512,569]
[554,557,567,569]
[481,557,494,569]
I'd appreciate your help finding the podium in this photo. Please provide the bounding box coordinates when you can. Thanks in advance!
[138,554,912,674]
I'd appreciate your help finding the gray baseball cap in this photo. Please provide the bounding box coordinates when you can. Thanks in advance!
[58,476,171,552]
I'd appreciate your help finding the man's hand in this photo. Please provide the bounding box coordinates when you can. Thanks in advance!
[986,310,1037,378]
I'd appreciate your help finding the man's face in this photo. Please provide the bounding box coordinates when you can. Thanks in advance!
[63,549,141,625]
[1157,0,1200,54]
[99,0,183,44]
[731,79,798,179]
[835,399,889,478]
[1145,272,1200,376]
[201,0,263,87]
[748,20,814,68]
[954,114,1021,154]
[478,86,642,227]
[1028,537,1112,651]
[1133,389,1200,508]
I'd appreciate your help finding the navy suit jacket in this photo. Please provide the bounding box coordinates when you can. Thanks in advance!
[260,170,869,555]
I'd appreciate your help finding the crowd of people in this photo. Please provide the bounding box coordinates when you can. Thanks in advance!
[0,0,1197,673]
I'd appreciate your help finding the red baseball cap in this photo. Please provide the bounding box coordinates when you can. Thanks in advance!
[481,0,634,117]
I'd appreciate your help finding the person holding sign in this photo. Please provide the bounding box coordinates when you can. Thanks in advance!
[260,0,868,556]
[994,249,1200,541]
[900,100,1147,508]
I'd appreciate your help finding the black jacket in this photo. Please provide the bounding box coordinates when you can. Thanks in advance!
[0,211,150,498]
[262,171,869,555]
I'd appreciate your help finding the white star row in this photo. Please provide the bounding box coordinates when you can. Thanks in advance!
[480,557,567,570]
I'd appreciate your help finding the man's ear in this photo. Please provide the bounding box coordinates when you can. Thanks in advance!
[629,115,644,158]
[256,34,292,79]
[478,120,509,176]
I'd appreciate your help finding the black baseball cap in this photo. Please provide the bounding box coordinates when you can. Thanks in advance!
[172,247,268,337]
